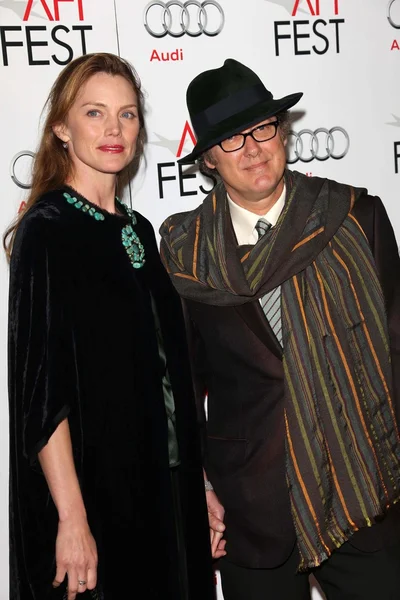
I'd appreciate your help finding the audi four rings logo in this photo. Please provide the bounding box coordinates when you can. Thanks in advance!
[388,0,400,28]
[144,1,225,37]
[287,127,350,163]
[10,151,35,189]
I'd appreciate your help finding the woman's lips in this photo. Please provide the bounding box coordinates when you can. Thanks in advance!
[98,145,124,153]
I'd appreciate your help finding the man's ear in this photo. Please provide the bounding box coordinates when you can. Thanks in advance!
[52,123,69,144]
[204,150,217,170]
[279,129,287,147]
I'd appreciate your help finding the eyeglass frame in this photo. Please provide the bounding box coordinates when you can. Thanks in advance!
[218,120,280,153]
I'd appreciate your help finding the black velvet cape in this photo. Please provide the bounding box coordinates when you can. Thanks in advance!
[8,189,214,600]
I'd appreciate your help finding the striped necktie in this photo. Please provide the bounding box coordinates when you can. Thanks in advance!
[255,218,283,346]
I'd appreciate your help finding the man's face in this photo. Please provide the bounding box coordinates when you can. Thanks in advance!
[204,116,287,213]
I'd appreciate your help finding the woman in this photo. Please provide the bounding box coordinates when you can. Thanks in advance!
[5,53,214,600]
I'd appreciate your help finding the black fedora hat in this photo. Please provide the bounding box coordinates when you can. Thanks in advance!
[178,58,303,164]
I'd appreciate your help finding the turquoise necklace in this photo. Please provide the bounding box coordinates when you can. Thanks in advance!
[119,202,146,270]
[63,189,145,269]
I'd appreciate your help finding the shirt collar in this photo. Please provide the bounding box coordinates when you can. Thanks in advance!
[227,185,286,246]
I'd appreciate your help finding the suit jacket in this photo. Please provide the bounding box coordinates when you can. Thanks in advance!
[183,192,400,569]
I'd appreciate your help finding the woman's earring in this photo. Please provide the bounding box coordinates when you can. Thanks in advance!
[62,142,68,149]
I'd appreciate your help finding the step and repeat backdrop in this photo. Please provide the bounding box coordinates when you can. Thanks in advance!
[1,1,399,598]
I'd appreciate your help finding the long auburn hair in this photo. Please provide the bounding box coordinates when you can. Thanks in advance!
[3,52,147,260]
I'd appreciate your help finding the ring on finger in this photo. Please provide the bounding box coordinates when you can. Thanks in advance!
[78,580,87,586]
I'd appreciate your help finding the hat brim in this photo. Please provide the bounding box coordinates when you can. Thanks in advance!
[178,92,303,165]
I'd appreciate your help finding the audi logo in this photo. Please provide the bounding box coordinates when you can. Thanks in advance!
[286,127,350,164]
[388,0,400,28]
[144,1,225,38]
[10,151,35,189]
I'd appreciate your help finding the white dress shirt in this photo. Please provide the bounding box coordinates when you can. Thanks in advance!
[227,186,286,245]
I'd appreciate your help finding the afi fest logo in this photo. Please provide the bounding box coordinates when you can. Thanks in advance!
[387,114,400,173]
[267,0,344,57]
[151,121,216,198]
[388,0,400,51]
[0,0,92,66]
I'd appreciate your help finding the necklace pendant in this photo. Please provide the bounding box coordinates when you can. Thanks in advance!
[121,220,145,269]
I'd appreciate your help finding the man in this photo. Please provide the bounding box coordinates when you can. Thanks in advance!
[159,58,400,599]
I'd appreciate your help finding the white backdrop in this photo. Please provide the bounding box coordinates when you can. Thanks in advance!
[1,1,400,598]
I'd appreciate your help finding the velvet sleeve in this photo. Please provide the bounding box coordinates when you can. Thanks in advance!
[8,209,78,464]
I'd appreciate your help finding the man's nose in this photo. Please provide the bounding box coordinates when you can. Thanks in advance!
[243,133,260,156]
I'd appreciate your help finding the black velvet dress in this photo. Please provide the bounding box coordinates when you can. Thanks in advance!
[8,188,214,600]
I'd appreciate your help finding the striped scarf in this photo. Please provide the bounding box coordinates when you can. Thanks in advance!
[159,170,400,569]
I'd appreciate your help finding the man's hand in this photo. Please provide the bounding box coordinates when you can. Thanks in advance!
[206,489,227,559]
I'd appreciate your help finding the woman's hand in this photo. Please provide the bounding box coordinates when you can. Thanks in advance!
[53,515,98,599]
[38,419,97,598]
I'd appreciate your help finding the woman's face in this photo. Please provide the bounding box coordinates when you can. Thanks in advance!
[57,72,140,181]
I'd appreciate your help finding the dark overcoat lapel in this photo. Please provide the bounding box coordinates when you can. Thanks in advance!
[234,302,283,359]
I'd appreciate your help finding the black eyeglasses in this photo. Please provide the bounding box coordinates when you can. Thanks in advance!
[219,120,280,153]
